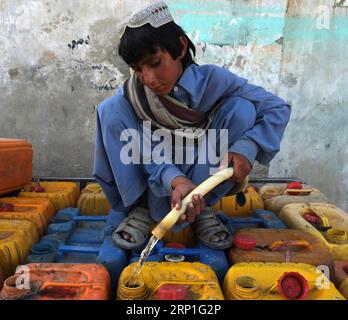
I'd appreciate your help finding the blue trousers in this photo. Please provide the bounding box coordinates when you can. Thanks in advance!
[93,93,256,231]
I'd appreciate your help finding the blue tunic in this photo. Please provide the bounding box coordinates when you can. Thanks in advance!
[93,64,291,230]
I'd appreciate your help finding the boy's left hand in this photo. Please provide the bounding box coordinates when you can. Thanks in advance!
[226,152,252,183]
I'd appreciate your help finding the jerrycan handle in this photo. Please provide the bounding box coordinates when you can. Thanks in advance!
[84,185,103,193]
[40,281,94,290]
[283,188,314,194]
[269,240,310,251]
[158,247,201,257]
[153,280,217,293]
[306,203,330,228]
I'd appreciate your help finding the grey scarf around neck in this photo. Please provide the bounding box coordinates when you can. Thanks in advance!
[124,72,225,139]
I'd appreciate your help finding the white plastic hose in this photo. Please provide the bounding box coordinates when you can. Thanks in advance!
[151,167,234,239]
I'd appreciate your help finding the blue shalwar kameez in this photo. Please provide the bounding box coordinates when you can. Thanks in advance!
[93,64,291,231]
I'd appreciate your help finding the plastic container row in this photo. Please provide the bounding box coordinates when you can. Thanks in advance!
[0,261,346,300]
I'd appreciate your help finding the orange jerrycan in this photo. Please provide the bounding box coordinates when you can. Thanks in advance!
[0,197,56,223]
[333,261,348,299]
[0,138,33,196]
[0,219,38,277]
[279,202,348,260]
[228,228,333,270]
[77,183,111,216]
[213,186,264,217]
[223,262,344,300]
[117,262,224,300]
[19,181,80,210]
[259,183,327,214]
[0,198,56,236]
[0,263,110,300]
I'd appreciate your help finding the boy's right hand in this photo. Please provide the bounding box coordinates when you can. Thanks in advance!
[171,176,205,225]
[223,152,252,183]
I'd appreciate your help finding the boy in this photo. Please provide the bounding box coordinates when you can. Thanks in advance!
[93,1,291,250]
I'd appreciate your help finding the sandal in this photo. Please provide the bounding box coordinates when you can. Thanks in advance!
[193,207,233,250]
[112,207,154,250]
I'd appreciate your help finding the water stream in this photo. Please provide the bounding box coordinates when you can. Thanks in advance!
[126,235,159,287]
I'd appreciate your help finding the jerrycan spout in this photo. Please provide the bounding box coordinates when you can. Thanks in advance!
[117,276,149,300]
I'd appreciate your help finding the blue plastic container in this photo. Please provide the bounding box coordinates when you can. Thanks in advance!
[46,207,122,244]
[217,209,287,233]
[27,209,128,296]
[130,240,229,284]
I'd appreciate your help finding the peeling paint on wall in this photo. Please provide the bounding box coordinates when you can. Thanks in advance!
[168,0,286,46]
[0,0,124,177]
[68,35,90,51]
[195,43,283,92]
[270,0,348,211]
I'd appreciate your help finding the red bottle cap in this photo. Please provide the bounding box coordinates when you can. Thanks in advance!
[233,234,256,250]
[165,242,186,249]
[286,182,303,195]
[278,272,309,300]
[157,284,187,300]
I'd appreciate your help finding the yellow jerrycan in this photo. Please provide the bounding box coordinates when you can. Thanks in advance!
[0,219,38,277]
[223,262,344,300]
[259,182,327,214]
[0,197,56,236]
[77,183,111,216]
[117,262,224,300]
[212,186,264,217]
[20,181,80,210]
[279,202,348,260]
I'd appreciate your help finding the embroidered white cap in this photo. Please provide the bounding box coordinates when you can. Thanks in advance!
[118,1,174,39]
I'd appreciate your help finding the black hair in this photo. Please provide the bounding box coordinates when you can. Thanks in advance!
[118,21,196,69]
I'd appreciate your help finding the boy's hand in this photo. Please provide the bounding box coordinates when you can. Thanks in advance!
[226,152,252,183]
[171,176,205,225]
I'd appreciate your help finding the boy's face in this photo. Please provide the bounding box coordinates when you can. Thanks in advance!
[130,47,184,97]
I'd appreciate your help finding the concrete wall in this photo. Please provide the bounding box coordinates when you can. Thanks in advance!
[0,0,286,178]
[1,0,347,210]
[0,0,127,176]
[269,0,348,211]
